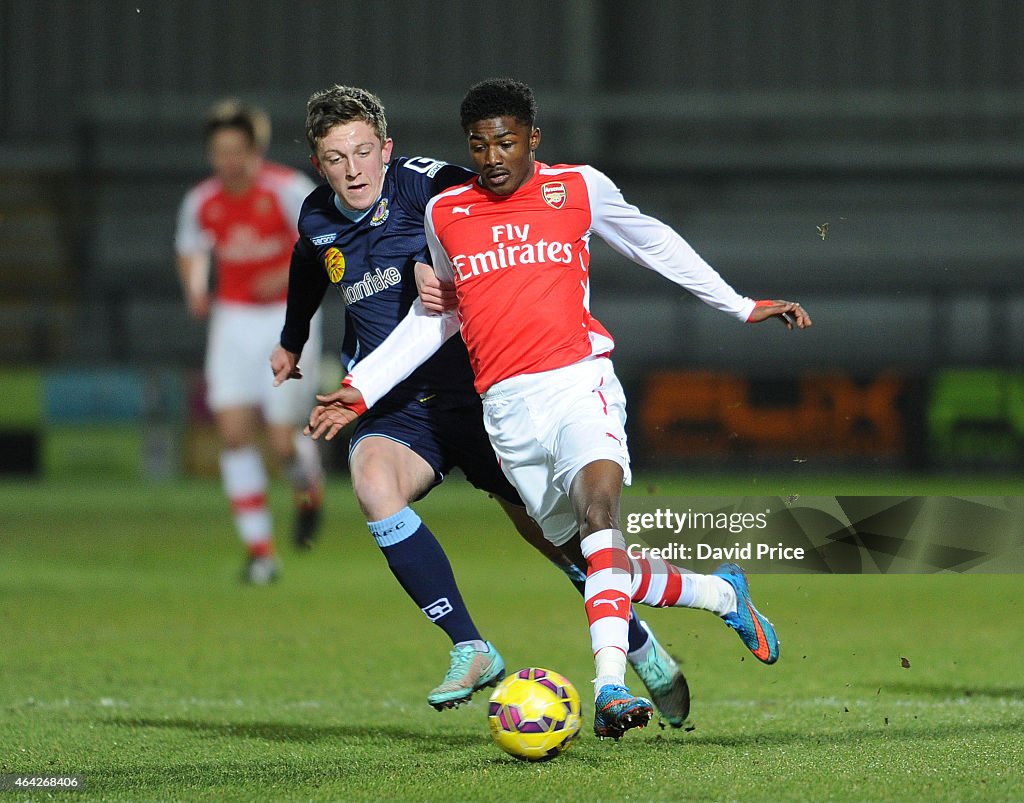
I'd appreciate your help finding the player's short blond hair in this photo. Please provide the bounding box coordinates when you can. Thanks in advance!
[204,99,271,152]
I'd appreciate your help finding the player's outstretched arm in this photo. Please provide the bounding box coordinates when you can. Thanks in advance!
[303,297,459,441]
[746,299,812,330]
[414,262,457,314]
[344,298,460,408]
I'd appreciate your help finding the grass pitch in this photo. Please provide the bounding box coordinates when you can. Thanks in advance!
[1,473,1022,801]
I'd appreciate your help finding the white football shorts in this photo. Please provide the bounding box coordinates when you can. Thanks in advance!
[205,301,322,425]
[480,356,632,547]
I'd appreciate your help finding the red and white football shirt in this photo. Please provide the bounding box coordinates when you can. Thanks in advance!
[175,161,313,304]
[429,163,755,393]
[348,162,755,404]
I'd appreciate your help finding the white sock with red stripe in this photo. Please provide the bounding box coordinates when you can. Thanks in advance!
[220,446,273,556]
[629,554,736,615]
[581,529,632,695]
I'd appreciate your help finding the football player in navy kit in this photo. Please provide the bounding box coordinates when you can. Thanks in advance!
[271,85,690,722]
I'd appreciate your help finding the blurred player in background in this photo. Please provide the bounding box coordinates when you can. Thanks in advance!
[311,78,812,739]
[271,85,690,723]
[175,99,325,584]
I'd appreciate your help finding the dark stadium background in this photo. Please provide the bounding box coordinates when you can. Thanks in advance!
[2,0,1022,481]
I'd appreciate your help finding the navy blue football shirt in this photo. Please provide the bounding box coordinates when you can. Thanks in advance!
[281,155,479,408]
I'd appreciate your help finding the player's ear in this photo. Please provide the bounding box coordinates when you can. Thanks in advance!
[530,127,541,153]
[381,137,395,164]
[310,154,324,177]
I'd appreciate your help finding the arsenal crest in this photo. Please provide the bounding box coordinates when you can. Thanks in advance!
[541,182,566,209]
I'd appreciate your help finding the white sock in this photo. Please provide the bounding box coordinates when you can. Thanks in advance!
[593,646,627,698]
[630,553,737,616]
[693,575,737,616]
[580,529,632,657]
[220,446,271,547]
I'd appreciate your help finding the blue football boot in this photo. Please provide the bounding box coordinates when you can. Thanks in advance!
[593,684,653,739]
[713,563,780,664]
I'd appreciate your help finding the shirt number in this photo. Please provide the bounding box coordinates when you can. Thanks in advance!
[403,157,446,176]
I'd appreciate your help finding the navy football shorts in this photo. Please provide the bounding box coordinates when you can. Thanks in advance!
[348,398,524,506]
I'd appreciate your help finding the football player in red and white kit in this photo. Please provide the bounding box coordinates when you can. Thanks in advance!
[176,100,325,584]
[309,79,812,738]
[272,86,691,723]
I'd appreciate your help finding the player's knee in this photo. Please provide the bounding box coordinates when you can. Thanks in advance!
[351,471,392,513]
[578,500,619,539]
[352,462,415,522]
[570,460,624,538]
[350,438,434,519]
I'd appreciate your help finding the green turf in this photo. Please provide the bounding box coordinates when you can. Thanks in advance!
[1,475,1022,801]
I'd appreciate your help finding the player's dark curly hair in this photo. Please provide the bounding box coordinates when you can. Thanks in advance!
[305,85,388,151]
[460,78,537,132]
